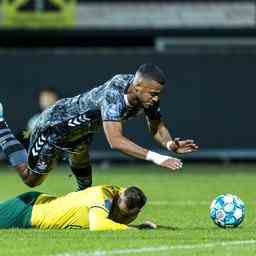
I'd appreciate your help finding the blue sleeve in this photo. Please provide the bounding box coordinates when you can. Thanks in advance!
[101,90,125,121]
[144,101,162,120]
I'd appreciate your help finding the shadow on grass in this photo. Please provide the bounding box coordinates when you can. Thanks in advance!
[156,225,220,231]
[160,225,251,231]
[156,225,179,230]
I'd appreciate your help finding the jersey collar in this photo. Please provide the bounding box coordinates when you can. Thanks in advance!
[124,75,134,94]
[124,94,133,108]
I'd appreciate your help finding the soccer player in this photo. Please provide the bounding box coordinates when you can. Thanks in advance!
[16,87,60,150]
[27,87,60,132]
[0,185,155,231]
[0,64,198,190]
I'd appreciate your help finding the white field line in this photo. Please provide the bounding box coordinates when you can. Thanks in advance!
[54,240,256,256]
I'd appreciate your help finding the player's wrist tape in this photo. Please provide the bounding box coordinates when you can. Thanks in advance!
[166,140,175,150]
[146,151,171,165]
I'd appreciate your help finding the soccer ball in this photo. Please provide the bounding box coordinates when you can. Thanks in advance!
[210,194,245,228]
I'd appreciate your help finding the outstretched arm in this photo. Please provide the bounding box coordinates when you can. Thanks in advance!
[147,118,199,154]
[89,207,128,231]
[103,121,182,171]
[89,207,156,231]
[103,121,148,160]
[147,119,173,149]
[101,90,182,170]
[129,220,157,229]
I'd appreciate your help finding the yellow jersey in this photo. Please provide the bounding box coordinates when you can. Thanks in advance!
[31,185,129,231]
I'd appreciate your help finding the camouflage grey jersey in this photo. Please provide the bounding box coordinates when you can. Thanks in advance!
[29,74,161,157]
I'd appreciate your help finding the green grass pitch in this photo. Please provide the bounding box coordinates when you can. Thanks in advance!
[0,163,256,256]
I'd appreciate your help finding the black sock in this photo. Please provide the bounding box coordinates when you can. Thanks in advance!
[0,121,27,166]
[71,165,92,191]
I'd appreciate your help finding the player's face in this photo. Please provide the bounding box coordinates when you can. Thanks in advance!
[39,92,58,110]
[109,193,140,223]
[117,193,141,216]
[136,80,163,109]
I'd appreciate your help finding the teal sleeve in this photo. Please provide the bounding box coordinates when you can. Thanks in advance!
[0,191,41,229]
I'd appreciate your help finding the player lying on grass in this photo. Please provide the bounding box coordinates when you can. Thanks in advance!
[0,185,156,230]
[0,63,198,190]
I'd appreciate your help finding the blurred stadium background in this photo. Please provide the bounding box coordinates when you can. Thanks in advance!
[0,0,255,163]
[1,2,256,255]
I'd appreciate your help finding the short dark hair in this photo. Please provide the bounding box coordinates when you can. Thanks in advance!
[36,87,60,99]
[124,186,147,210]
[137,63,166,85]
[39,87,59,96]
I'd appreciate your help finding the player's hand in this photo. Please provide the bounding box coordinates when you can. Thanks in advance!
[168,138,199,154]
[160,157,183,171]
[137,221,157,229]
[146,151,182,170]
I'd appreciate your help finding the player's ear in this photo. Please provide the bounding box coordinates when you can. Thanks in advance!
[134,84,142,93]
[133,73,144,90]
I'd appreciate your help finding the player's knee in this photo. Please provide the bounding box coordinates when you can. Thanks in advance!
[21,169,47,188]
[24,180,38,188]
[24,176,44,188]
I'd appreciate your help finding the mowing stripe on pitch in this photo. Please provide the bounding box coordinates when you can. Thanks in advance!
[148,200,256,206]
[54,240,256,256]
[148,200,210,205]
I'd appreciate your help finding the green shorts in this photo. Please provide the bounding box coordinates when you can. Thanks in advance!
[0,191,41,229]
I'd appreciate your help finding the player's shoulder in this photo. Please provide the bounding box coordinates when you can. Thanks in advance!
[111,74,134,81]
[108,74,134,88]
[105,74,133,97]
[102,185,123,195]
[89,185,122,197]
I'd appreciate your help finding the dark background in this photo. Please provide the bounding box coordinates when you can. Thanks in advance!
[1,0,255,159]
[1,47,254,151]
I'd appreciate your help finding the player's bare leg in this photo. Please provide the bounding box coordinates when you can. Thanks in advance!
[0,102,46,187]
[15,162,47,187]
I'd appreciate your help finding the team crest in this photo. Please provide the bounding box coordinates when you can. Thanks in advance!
[104,199,112,211]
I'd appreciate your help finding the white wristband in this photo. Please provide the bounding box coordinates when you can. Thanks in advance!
[166,140,175,150]
[146,151,171,165]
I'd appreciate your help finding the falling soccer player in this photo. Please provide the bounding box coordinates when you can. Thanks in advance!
[0,63,198,190]
[0,185,156,231]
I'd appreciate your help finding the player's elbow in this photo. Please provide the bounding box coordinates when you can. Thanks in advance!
[109,142,119,150]
[89,222,107,231]
[108,137,123,151]
[89,225,104,231]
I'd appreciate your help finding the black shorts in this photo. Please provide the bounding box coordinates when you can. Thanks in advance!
[28,126,93,175]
